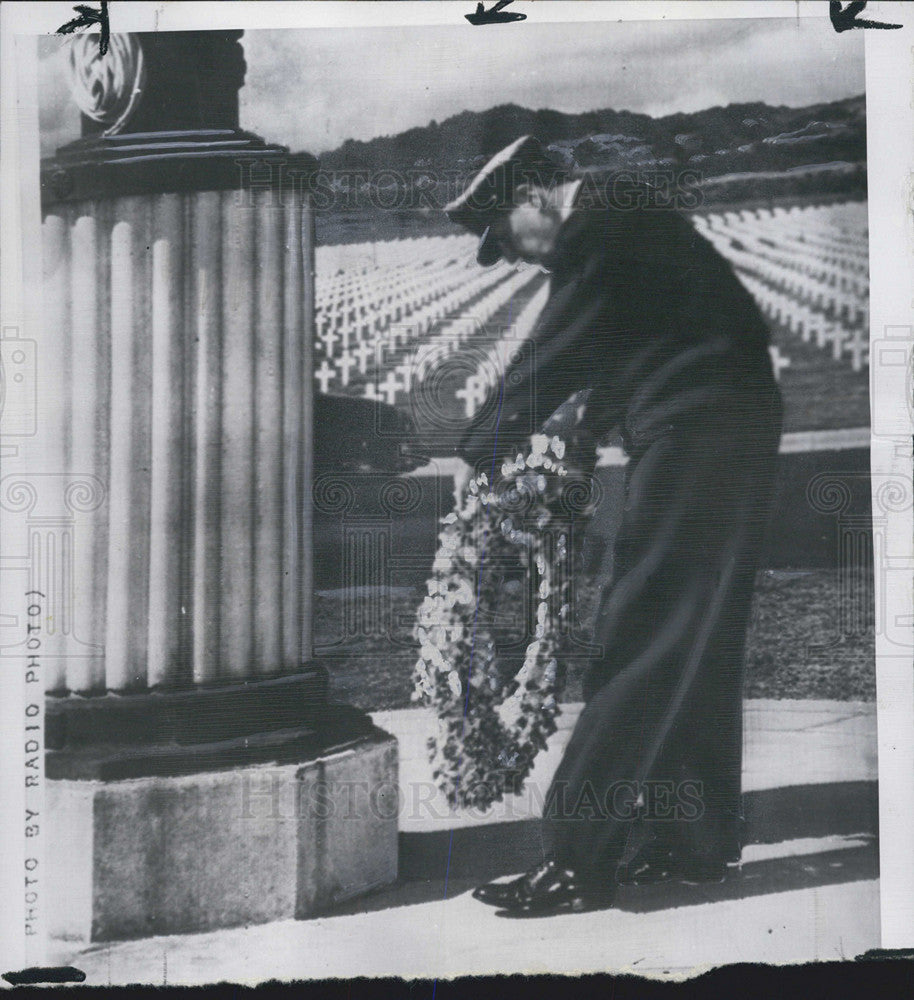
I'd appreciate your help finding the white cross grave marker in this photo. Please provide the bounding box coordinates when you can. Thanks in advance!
[455,375,488,418]
[354,340,374,375]
[844,329,869,372]
[320,329,339,356]
[377,370,402,405]
[336,352,356,387]
[315,359,335,394]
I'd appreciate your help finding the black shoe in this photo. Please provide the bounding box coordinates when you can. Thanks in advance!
[472,876,524,908]
[486,860,616,916]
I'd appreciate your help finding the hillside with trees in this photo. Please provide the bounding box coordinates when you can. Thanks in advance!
[315,95,865,178]
[310,95,866,243]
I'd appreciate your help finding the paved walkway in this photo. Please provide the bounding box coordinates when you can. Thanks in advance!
[55,700,878,984]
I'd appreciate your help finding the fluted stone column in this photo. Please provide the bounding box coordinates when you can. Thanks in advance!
[36,29,397,943]
[40,185,316,692]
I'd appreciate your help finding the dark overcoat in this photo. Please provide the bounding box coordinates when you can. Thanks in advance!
[457,188,784,878]
[457,190,776,466]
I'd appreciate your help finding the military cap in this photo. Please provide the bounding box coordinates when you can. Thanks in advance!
[444,135,554,266]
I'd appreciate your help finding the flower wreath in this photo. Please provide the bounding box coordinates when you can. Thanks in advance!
[412,432,597,810]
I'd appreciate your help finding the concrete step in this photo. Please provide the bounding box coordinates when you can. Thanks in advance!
[59,835,879,982]
[370,700,877,833]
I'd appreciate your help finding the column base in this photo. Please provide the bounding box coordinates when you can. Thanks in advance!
[48,726,398,943]
[46,670,340,780]
[45,674,399,942]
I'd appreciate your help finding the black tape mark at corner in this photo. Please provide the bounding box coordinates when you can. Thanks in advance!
[56,2,111,56]
[830,1,902,32]
[466,0,527,26]
[2,966,87,986]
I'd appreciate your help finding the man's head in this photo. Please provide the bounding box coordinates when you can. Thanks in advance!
[444,136,570,267]
[489,183,569,264]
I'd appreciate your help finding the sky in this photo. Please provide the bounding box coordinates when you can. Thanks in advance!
[39,16,864,157]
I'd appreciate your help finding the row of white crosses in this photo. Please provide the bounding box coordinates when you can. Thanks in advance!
[364,266,544,407]
[722,219,867,294]
[355,263,528,402]
[313,201,868,416]
[711,203,868,270]
[737,271,868,372]
[313,262,493,393]
[316,238,476,350]
[695,216,868,322]
[312,235,518,395]
[317,254,468,343]
[456,280,553,418]
[315,261,463,374]
[700,213,868,304]
[692,202,869,373]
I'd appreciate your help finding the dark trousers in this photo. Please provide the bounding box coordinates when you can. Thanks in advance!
[542,343,784,880]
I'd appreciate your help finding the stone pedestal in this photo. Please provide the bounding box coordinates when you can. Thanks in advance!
[47,731,398,942]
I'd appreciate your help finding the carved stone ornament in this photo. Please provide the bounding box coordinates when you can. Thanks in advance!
[66,32,146,136]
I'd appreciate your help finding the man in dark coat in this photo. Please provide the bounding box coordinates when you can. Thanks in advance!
[444,136,783,914]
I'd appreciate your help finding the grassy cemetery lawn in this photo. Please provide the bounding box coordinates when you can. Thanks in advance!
[316,566,875,712]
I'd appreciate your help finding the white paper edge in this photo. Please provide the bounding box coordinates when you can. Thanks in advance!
[0,0,911,974]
